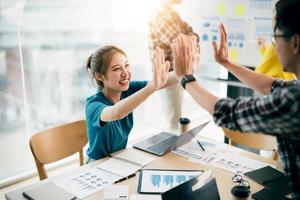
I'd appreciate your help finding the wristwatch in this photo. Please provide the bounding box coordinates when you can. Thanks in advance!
[181,75,196,89]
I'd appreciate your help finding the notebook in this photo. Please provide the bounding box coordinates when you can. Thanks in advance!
[133,121,209,156]
[96,148,157,183]
[264,176,291,196]
[245,166,291,196]
[22,182,76,200]
[252,188,290,200]
[244,166,284,185]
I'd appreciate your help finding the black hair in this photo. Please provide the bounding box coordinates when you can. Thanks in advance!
[275,0,300,35]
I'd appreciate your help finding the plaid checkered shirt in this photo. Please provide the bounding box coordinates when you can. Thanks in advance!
[214,79,300,199]
[148,4,198,68]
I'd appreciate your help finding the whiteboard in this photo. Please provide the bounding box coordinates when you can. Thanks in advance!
[178,0,276,67]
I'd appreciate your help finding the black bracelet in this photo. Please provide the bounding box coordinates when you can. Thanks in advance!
[181,75,196,89]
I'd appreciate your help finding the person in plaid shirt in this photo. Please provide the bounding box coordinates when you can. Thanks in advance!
[148,0,198,130]
[171,1,300,198]
[149,0,198,68]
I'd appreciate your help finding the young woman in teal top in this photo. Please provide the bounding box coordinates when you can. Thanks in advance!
[85,45,179,162]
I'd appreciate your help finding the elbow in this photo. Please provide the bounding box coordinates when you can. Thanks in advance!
[112,109,126,120]
[258,84,272,95]
[261,88,270,95]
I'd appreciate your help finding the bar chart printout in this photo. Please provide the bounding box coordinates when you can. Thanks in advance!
[139,170,203,193]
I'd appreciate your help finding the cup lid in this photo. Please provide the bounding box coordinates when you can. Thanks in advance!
[179,117,190,125]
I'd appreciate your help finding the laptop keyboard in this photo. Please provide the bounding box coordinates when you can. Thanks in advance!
[147,136,178,154]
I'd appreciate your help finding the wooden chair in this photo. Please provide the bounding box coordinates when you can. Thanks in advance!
[29,120,88,180]
[222,128,279,160]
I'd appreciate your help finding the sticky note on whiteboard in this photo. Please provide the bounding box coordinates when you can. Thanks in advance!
[229,48,239,62]
[216,3,226,16]
[235,4,245,17]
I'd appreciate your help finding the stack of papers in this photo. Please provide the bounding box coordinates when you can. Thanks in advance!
[173,136,241,164]
[173,136,275,174]
[52,148,156,199]
[53,166,121,199]
[104,185,129,200]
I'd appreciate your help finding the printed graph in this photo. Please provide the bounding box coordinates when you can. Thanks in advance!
[150,174,198,188]
[141,170,202,193]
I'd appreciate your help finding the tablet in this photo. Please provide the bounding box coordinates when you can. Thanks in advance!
[162,170,220,200]
[137,169,203,194]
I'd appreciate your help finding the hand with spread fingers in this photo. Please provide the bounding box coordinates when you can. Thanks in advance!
[257,36,266,49]
[171,34,200,80]
[148,47,171,91]
[212,23,230,66]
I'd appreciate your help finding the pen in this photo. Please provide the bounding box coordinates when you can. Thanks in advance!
[114,173,136,183]
[22,192,34,200]
[197,139,205,151]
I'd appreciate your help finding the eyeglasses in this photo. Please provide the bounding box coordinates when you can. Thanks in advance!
[270,33,294,46]
[232,174,250,189]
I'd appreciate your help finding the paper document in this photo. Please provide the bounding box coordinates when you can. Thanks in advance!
[173,136,241,165]
[96,157,140,178]
[207,153,276,174]
[113,148,156,166]
[52,148,157,199]
[173,136,274,174]
[104,185,129,200]
[53,166,121,199]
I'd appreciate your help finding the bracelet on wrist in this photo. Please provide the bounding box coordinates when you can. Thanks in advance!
[181,75,196,89]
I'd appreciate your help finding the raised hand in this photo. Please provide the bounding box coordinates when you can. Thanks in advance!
[212,23,229,66]
[148,47,170,91]
[257,36,266,49]
[171,34,200,79]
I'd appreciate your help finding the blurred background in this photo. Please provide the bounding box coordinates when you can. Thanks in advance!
[0,0,274,187]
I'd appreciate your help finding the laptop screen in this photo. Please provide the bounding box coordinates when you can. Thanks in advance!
[170,121,210,151]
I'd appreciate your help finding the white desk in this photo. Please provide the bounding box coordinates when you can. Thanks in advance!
[5,138,281,200]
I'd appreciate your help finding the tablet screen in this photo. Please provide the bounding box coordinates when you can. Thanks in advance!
[137,169,203,194]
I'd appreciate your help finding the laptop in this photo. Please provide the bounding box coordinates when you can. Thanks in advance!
[133,121,209,156]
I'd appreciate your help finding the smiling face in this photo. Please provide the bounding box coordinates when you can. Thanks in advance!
[97,52,131,92]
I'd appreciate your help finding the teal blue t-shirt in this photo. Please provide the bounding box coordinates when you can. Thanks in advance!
[85,81,148,159]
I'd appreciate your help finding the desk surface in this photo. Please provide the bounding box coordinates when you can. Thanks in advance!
[5,143,281,200]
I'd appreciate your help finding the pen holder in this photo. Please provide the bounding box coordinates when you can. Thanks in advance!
[179,117,190,134]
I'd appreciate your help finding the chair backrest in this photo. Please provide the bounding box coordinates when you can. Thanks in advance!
[30,120,88,180]
[222,128,278,160]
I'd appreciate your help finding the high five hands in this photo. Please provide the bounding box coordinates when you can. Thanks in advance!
[171,23,230,78]
[148,47,170,91]
[147,22,229,91]
[171,34,200,79]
